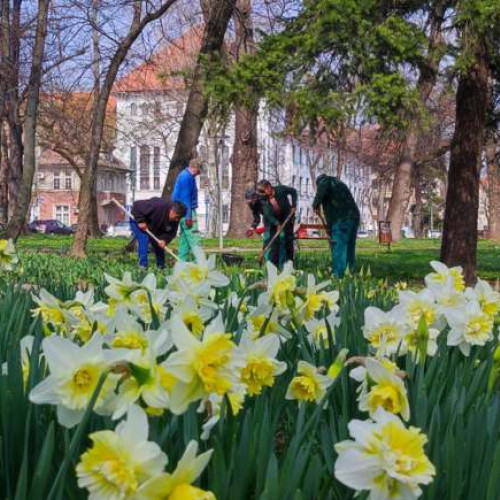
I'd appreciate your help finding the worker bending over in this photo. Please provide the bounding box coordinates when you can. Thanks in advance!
[312,174,360,278]
[131,198,186,269]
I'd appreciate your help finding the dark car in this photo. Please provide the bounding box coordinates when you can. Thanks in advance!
[28,219,74,235]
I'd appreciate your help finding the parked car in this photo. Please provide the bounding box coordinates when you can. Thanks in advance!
[357,230,370,239]
[28,219,74,234]
[107,220,132,237]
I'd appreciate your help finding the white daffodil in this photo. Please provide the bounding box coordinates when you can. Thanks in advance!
[465,279,500,319]
[401,326,441,360]
[264,261,297,313]
[285,360,333,404]
[395,289,442,329]
[130,287,170,324]
[446,300,495,356]
[76,405,168,500]
[297,274,340,322]
[172,247,229,289]
[29,334,130,428]
[334,409,435,500]
[305,313,340,347]
[32,288,78,336]
[362,306,408,357]
[137,441,214,500]
[164,315,242,415]
[424,260,465,293]
[356,358,410,421]
[0,238,18,271]
[236,333,286,396]
[105,272,143,303]
[168,298,213,339]
[245,301,290,339]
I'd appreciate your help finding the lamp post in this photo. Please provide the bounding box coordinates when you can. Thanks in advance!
[213,132,228,252]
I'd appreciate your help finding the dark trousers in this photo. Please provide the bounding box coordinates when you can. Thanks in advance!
[330,218,359,278]
[268,222,294,269]
[130,220,165,269]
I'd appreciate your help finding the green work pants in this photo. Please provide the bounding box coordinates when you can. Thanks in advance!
[178,211,201,261]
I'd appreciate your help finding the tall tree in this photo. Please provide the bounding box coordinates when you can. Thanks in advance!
[486,133,500,238]
[161,0,237,197]
[227,0,259,237]
[6,0,51,238]
[385,0,447,241]
[440,23,490,283]
[71,0,179,257]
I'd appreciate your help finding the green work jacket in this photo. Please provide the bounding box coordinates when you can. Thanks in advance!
[312,176,360,226]
[261,185,298,228]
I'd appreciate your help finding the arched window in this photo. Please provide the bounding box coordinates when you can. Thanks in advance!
[130,103,137,116]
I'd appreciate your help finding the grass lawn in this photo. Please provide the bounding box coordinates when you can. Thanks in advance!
[14,234,500,283]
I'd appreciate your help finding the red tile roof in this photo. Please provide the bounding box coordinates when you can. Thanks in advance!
[114,25,204,93]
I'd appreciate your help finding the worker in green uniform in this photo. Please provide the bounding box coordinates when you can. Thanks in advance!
[312,174,360,278]
[256,180,297,268]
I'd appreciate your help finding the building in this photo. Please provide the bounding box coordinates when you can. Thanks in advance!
[113,25,374,235]
[31,148,129,228]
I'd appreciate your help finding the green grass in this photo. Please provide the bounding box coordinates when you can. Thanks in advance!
[15,235,500,284]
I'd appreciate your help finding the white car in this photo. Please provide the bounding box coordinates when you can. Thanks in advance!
[427,230,442,239]
[107,221,132,237]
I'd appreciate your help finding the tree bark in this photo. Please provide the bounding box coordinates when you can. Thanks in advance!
[0,125,8,225]
[71,0,178,257]
[440,35,489,285]
[227,0,258,237]
[6,0,50,238]
[161,0,237,197]
[386,1,445,241]
[486,134,500,239]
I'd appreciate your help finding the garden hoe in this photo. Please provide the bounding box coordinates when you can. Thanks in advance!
[257,208,296,265]
[111,198,181,262]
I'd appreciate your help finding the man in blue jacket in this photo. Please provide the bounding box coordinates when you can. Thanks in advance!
[172,157,203,261]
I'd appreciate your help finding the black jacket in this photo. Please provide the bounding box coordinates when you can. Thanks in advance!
[131,197,179,244]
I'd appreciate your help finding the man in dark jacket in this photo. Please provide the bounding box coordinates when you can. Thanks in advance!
[131,198,186,269]
[312,174,360,278]
[256,180,297,268]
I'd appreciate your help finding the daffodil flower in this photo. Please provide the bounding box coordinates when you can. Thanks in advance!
[298,274,339,322]
[265,261,297,313]
[446,299,495,356]
[32,288,78,336]
[362,306,408,357]
[164,315,242,414]
[76,405,168,500]
[305,313,339,347]
[425,260,465,292]
[465,279,500,319]
[236,333,286,395]
[285,360,333,404]
[29,334,131,428]
[0,238,18,271]
[137,441,215,500]
[334,409,435,500]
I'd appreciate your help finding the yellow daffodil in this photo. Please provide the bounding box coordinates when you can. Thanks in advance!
[363,307,408,357]
[138,441,215,500]
[266,261,296,312]
[0,238,18,270]
[425,260,465,292]
[77,405,167,500]
[299,274,339,322]
[236,333,286,396]
[465,279,500,319]
[286,360,333,404]
[335,409,435,499]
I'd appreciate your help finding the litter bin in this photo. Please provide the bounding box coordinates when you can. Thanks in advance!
[378,221,392,246]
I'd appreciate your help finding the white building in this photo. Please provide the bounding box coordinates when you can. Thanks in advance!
[113,25,374,235]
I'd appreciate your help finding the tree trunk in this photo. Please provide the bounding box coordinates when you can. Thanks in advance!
[227,0,258,237]
[413,165,424,238]
[386,1,445,242]
[71,0,178,257]
[440,36,489,285]
[486,135,500,239]
[6,0,50,239]
[161,0,237,197]
[0,124,8,225]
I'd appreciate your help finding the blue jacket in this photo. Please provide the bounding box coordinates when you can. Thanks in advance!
[172,167,198,219]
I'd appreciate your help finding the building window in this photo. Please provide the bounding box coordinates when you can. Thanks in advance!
[305,178,309,195]
[53,171,61,190]
[176,101,184,116]
[299,177,303,194]
[154,102,162,118]
[293,143,301,166]
[140,145,150,190]
[222,164,230,190]
[292,175,296,188]
[141,103,148,116]
[131,103,137,116]
[65,171,72,190]
[153,146,161,190]
[55,205,70,225]
[130,146,137,188]
[222,204,229,224]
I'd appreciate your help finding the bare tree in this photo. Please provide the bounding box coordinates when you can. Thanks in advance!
[6,0,51,238]
[161,0,237,197]
[227,0,258,237]
[71,0,179,257]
